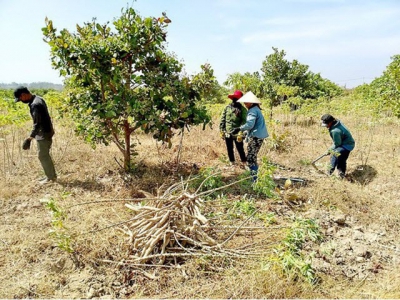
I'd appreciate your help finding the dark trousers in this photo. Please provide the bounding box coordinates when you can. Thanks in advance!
[225,136,246,163]
[37,139,57,180]
[330,147,350,176]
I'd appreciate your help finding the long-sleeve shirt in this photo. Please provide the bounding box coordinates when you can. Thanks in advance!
[219,103,247,134]
[240,105,268,139]
[328,120,355,151]
[28,95,54,140]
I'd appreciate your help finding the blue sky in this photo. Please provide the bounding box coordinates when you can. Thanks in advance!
[1,0,399,88]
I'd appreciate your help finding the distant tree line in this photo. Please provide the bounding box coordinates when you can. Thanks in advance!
[0,82,63,90]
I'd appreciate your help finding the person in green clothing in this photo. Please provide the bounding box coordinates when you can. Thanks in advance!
[321,114,355,179]
[219,90,247,166]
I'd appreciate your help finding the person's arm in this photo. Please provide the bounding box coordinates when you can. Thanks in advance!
[330,129,342,149]
[240,110,256,131]
[240,106,247,125]
[219,107,227,132]
[29,103,42,139]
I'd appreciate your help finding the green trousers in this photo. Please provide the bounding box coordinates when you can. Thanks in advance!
[37,139,57,180]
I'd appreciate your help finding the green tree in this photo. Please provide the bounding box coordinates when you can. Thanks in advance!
[42,7,212,170]
[224,71,264,97]
[260,47,342,108]
[355,55,400,117]
[191,63,225,103]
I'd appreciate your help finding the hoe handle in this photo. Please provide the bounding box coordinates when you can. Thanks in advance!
[311,153,329,165]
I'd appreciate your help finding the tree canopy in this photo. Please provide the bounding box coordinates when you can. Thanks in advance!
[225,47,342,109]
[42,7,215,170]
[355,54,400,118]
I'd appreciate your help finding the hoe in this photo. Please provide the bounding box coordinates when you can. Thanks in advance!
[311,153,329,175]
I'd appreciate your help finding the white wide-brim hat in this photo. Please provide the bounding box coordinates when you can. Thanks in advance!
[237,91,261,104]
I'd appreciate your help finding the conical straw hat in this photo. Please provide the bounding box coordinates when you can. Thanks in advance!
[237,91,261,104]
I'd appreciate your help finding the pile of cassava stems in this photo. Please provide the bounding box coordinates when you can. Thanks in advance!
[121,177,254,265]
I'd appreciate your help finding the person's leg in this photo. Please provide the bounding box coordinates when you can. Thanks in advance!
[234,139,247,163]
[246,137,264,181]
[37,139,57,180]
[225,136,235,163]
[330,147,349,177]
[337,148,350,178]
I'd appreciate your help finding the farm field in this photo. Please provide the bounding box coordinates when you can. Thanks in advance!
[1,96,400,298]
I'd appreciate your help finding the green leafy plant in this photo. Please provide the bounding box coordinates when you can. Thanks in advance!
[252,157,277,198]
[45,198,74,253]
[268,218,323,284]
[190,166,224,197]
[268,130,290,152]
[233,195,257,216]
[219,194,256,220]
[258,212,278,225]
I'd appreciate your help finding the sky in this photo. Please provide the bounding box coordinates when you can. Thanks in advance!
[1,0,400,88]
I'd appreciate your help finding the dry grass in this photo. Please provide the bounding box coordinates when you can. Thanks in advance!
[1,110,400,298]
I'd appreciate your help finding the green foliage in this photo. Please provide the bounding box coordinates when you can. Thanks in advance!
[45,198,74,253]
[252,157,277,198]
[268,218,323,284]
[354,55,400,118]
[267,130,290,152]
[231,194,257,218]
[261,47,342,108]
[42,7,213,170]
[237,170,254,190]
[191,166,224,196]
[220,195,254,220]
[224,47,342,110]
[224,71,264,97]
[192,63,226,103]
[0,89,31,128]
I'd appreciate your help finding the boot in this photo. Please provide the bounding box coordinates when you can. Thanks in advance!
[249,165,259,182]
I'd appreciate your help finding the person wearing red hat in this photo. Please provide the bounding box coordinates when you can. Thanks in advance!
[219,90,247,167]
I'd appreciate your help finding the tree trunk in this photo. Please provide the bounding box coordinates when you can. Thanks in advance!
[123,121,131,171]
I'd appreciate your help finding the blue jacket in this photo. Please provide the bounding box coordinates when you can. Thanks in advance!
[329,120,355,151]
[240,105,268,139]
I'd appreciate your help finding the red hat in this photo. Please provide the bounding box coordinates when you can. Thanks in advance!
[228,90,243,100]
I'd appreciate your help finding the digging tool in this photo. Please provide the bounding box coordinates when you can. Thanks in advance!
[311,153,329,174]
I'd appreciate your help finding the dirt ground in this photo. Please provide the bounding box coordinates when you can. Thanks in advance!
[1,114,400,298]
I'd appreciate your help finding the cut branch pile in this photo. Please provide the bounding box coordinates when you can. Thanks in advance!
[120,180,248,264]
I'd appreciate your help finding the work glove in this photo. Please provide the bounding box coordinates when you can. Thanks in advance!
[231,127,240,135]
[236,131,243,143]
[22,138,31,150]
[220,131,225,140]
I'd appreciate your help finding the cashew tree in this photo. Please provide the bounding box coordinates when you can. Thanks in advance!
[42,7,213,171]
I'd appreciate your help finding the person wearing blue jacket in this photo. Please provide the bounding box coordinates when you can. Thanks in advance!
[232,91,268,182]
[321,114,355,179]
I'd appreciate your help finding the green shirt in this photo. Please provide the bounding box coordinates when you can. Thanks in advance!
[219,103,247,134]
[329,120,355,151]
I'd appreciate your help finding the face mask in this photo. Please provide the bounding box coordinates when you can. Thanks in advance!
[321,121,328,127]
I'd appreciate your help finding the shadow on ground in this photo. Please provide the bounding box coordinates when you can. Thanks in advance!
[348,165,377,185]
